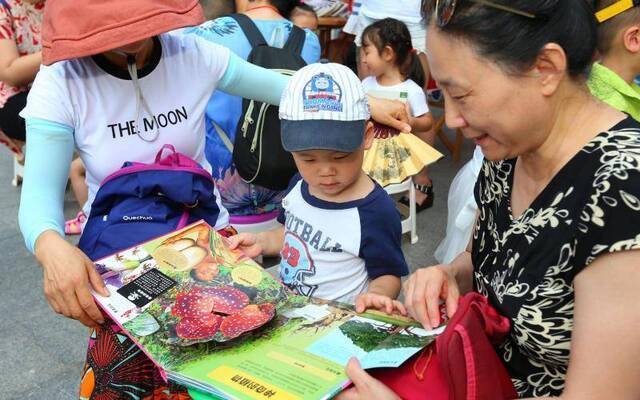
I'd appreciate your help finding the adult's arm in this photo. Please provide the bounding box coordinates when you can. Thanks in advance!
[19,118,74,253]
[217,52,288,106]
[368,96,412,133]
[522,250,640,400]
[0,40,41,87]
[19,117,108,328]
[217,53,414,134]
[0,3,42,87]
[404,218,475,329]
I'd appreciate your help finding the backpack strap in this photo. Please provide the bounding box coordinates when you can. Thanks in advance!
[230,13,268,48]
[283,25,306,56]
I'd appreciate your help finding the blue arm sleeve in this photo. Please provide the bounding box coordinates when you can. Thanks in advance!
[217,52,290,106]
[19,118,75,253]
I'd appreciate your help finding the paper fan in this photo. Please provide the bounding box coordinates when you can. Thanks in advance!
[363,123,443,187]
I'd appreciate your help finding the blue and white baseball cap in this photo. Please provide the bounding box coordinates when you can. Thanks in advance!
[279,62,371,153]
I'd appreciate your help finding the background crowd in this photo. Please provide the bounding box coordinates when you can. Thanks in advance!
[1,0,639,399]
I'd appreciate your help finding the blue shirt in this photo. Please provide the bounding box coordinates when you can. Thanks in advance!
[276,175,409,303]
[184,17,321,216]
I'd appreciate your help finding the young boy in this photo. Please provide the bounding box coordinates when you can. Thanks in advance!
[291,3,319,30]
[590,0,640,120]
[229,62,409,313]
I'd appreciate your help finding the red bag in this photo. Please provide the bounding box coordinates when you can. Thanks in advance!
[371,293,518,400]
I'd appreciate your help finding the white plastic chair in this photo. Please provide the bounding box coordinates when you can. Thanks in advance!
[384,178,418,244]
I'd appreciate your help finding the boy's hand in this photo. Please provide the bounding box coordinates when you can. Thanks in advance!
[227,233,263,259]
[355,292,407,315]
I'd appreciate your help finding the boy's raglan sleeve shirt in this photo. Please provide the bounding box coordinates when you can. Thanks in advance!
[277,174,303,224]
[358,189,409,279]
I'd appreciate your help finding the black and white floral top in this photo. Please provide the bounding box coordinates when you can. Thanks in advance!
[472,117,640,397]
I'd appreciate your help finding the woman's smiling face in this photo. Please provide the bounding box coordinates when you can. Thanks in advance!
[426,25,554,161]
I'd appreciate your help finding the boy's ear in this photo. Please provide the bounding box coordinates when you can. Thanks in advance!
[363,121,375,150]
[531,43,566,97]
[623,25,640,53]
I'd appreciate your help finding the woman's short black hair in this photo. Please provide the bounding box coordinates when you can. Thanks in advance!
[421,0,597,79]
[199,0,235,20]
[269,0,299,19]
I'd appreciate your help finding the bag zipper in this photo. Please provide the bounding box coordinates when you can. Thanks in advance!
[242,68,295,185]
[241,101,255,138]
[251,103,270,153]
[244,69,293,143]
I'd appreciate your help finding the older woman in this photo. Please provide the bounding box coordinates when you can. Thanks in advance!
[20,1,295,397]
[340,0,640,399]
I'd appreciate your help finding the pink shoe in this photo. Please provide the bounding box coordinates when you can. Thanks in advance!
[65,211,86,235]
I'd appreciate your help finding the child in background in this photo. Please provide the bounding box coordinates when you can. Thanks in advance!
[589,0,640,120]
[291,3,319,30]
[360,18,436,207]
[229,62,409,313]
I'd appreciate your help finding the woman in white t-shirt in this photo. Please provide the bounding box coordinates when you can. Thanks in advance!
[19,2,416,396]
[18,0,294,397]
[361,18,436,209]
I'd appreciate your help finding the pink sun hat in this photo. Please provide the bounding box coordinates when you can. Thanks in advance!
[41,0,204,65]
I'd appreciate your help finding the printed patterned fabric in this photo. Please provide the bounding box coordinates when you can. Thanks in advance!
[363,125,442,187]
[79,316,192,400]
[0,0,43,108]
[472,118,640,397]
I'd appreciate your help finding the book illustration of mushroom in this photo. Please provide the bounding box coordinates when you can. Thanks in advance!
[232,283,258,301]
[153,238,208,272]
[204,286,250,314]
[169,286,276,343]
[172,289,216,318]
[175,314,223,340]
[220,303,276,339]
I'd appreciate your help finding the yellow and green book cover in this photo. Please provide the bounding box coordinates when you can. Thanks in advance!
[92,221,443,400]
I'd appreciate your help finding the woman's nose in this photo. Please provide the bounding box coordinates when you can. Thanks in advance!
[444,100,467,130]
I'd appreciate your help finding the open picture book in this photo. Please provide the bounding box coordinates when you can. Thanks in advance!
[92,221,445,400]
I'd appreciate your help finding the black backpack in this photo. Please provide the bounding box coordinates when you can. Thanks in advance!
[230,14,306,191]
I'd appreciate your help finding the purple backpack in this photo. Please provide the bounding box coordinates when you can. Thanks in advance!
[79,145,222,260]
